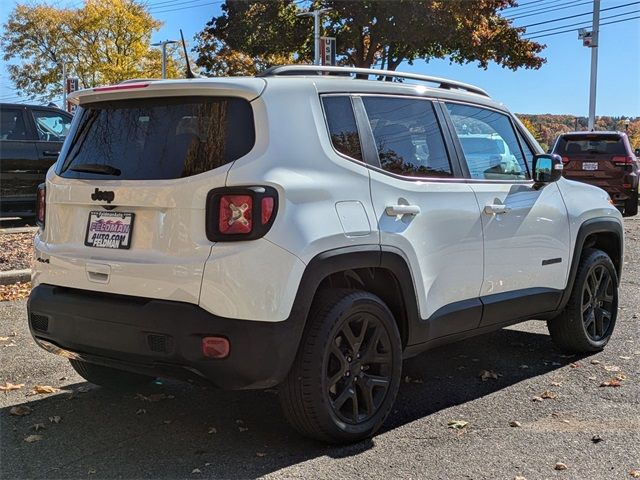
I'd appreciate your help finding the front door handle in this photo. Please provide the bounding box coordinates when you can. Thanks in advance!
[385,204,421,217]
[42,150,60,157]
[484,204,511,215]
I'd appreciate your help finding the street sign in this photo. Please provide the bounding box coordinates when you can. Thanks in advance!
[66,78,79,113]
[320,37,336,66]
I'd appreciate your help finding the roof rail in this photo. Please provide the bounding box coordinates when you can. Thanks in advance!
[258,65,490,97]
[118,78,161,85]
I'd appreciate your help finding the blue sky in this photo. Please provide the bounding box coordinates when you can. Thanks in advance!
[1,0,639,116]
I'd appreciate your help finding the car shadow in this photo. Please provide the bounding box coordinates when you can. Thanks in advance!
[1,326,579,479]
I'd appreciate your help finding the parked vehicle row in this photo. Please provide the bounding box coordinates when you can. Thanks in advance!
[27,66,624,443]
[0,103,73,217]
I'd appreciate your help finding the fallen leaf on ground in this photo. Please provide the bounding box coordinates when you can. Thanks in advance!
[238,426,249,432]
[0,282,32,301]
[554,462,568,471]
[10,405,32,416]
[532,396,544,402]
[136,409,147,415]
[620,356,632,360]
[604,365,621,372]
[615,373,627,381]
[208,427,217,434]
[76,386,92,393]
[629,469,640,478]
[514,476,527,480]
[590,359,601,365]
[509,421,522,427]
[0,382,25,391]
[31,423,45,431]
[591,434,603,443]
[519,364,529,369]
[48,416,61,424]
[30,385,59,395]
[600,378,622,387]
[191,468,201,474]
[541,390,557,399]
[163,420,172,425]
[24,434,42,443]
[569,363,580,368]
[447,420,469,429]
[551,381,562,387]
[0,337,10,341]
[256,452,266,457]
[479,370,499,381]
[135,393,173,402]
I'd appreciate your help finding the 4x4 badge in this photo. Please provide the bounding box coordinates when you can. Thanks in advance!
[91,188,115,204]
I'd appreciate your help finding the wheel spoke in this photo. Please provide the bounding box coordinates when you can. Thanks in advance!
[365,373,390,391]
[333,385,354,410]
[360,381,375,415]
[350,387,359,420]
[594,308,604,338]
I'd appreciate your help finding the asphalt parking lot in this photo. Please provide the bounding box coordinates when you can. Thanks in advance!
[1,218,639,480]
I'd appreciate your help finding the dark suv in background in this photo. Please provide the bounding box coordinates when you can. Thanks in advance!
[0,103,73,218]
[552,131,639,217]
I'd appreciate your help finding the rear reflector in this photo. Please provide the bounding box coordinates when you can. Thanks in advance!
[93,83,150,92]
[202,337,230,359]
[561,156,570,164]
[36,183,46,228]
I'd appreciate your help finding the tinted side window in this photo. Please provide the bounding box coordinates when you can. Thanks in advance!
[31,109,72,142]
[0,108,28,141]
[322,96,362,161]
[446,103,529,180]
[516,129,535,174]
[363,97,452,178]
[58,97,255,180]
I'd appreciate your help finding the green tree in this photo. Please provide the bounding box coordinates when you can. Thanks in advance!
[1,0,180,101]
[195,0,546,76]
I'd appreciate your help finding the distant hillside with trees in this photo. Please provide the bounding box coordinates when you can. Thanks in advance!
[517,114,640,152]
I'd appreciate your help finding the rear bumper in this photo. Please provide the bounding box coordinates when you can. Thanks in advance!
[27,284,304,390]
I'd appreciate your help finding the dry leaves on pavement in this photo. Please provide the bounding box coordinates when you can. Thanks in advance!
[447,420,469,429]
[0,232,34,272]
[0,282,32,302]
[29,385,60,395]
[554,462,568,471]
[479,370,499,381]
[600,378,622,387]
[24,434,43,443]
[10,405,33,416]
[0,382,25,391]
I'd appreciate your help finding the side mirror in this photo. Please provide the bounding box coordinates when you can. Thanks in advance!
[533,153,563,187]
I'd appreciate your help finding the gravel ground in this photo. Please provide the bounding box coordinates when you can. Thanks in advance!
[0,233,34,272]
[0,218,639,480]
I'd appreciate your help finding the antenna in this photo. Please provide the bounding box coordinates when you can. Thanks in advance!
[180,29,196,79]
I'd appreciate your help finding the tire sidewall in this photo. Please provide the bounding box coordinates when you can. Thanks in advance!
[309,293,402,441]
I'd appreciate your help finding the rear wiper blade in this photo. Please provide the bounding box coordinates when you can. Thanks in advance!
[70,163,121,176]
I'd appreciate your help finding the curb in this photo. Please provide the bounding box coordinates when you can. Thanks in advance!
[0,227,38,234]
[0,269,31,285]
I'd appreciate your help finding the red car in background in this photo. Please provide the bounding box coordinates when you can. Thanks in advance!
[552,131,639,217]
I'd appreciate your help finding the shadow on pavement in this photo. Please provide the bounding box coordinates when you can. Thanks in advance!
[1,326,577,479]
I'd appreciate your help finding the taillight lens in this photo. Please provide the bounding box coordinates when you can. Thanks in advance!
[561,156,570,164]
[206,187,278,241]
[36,183,46,228]
[612,155,634,166]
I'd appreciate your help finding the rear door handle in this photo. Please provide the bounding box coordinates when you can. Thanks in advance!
[385,204,421,217]
[42,150,60,157]
[484,204,511,215]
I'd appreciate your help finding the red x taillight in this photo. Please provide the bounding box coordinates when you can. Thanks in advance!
[36,183,46,229]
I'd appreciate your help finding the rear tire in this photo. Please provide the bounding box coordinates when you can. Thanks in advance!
[70,360,155,389]
[279,289,402,443]
[624,190,638,217]
[547,248,618,353]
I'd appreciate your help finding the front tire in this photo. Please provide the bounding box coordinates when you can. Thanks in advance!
[280,289,402,443]
[70,360,155,389]
[548,248,618,353]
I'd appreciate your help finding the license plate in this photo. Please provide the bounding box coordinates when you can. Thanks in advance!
[582,162,598,171]
[85,211,134,249]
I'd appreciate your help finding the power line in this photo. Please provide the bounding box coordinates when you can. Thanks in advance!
[149,0,224,14]
[520,1,640,28]
[527,14,640,39]
[147,0,220,12]
[506,0,588,19]
[525,9,639,36]
[504,0,547,10]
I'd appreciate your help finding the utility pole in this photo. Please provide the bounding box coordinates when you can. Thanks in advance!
[588,0,600,131]
[152,40,179,79]
[297,8,332,65]
[62,63,67,109]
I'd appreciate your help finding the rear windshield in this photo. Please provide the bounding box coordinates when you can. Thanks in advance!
[57,96,255,180]
[555,135,626,156]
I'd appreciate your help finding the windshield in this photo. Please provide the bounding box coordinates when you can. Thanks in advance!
[57,96,255,180]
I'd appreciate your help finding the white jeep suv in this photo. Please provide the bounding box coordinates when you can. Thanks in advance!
[28,65,624,443]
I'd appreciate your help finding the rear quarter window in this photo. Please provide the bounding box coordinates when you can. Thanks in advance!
[57,96,255,180]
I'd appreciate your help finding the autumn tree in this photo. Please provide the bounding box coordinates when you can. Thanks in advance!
[1,0,180,101]
[195,0,546,76]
